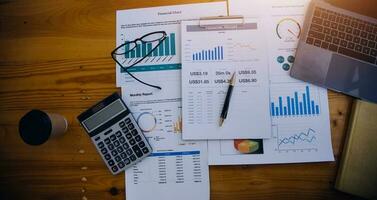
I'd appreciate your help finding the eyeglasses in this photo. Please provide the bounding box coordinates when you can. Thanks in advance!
[111,31,167,90]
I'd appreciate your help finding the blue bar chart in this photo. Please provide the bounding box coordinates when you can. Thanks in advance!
[271,86,320,117]
[125,33,176,59]
[192,46,224,61]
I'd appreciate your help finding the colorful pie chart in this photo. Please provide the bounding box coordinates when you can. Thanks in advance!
[234,139,260,154]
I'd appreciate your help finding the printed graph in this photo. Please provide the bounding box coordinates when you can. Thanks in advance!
[133,104,183,136]
[125,33,176,59]
[183,33,260,63]
[233,43,256,51]
[276,127,318,151]
[192,46,224,61]
[271,85,320,117]
[119,32,181,73]
[173,115,182,134]
[136,112,157,132]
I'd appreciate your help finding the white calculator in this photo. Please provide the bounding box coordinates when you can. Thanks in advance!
[77,93,152,175]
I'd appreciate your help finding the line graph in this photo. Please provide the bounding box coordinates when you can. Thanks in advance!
[232,43,256,51]
[276,127,318,152]
[279,128,316,146]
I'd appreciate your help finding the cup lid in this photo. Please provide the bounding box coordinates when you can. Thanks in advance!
[19,110,52,145]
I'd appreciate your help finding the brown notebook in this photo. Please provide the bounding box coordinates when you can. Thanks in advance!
[335,100,377,200]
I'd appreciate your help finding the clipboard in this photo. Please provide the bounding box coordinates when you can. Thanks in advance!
[198,15,245,30]
[180,15,272,140]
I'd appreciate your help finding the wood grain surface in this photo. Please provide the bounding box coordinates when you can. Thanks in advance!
[0,0,375,199]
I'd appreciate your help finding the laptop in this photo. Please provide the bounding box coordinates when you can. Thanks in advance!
[290,0,377,103]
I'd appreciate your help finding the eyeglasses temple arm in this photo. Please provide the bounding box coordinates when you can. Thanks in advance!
[111,53,162,90]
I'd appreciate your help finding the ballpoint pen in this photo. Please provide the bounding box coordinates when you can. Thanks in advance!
[219,72,236,127]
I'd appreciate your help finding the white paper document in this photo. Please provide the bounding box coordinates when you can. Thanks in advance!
[181,18,271,140]
[116,2,226,88]
[208,0,335,165]
[116,2,227,200]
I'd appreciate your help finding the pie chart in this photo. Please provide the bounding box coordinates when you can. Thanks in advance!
[234,139,260,154]
[136,112,157,132]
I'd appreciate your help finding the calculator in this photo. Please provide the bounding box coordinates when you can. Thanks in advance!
[77,92,152,175]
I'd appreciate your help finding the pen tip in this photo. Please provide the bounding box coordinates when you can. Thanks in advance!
[219,118,224,127]
[230,72,236,85]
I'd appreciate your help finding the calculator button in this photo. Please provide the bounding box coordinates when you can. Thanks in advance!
[110,135,116,141]
[125,133,132,139]
[108,159,115,166]
[128,123,134,129]
[114,141,120,147]
[132,145,143,158]
[117,146,124,153]
[123,143,130,149]
[122,127,129,133]
[135,135,142,142]
[142,147,150,154]
[139,141,145,148]
[98,142,104,148]
[104,138,111,144]
[126,149,133,156]
[101,148,108,154]
[111,150,118,156]
[130,154,137,161]
[115,131,122,137]
[119,136,126,143]
[131,129,138,136]
[111,166,118,173]
[120,152,127,159]
[104,153,111,160]
[118,161,125,169]
[95,137,100,141]
[125,118,131,124]
[115,155,122,162]
[124,158,131,165]
[129,139,136,145]
[108,144,115,150]
[104,129,112,136]
[119,121,125,128]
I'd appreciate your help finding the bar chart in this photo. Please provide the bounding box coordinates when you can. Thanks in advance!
[271,86,320,117]
[124,33,176,59]
[192,46,224,61]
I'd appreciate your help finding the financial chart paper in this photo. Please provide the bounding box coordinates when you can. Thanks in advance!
[181,18,272,140]
[116,2,228,200]
[208,0,335,165]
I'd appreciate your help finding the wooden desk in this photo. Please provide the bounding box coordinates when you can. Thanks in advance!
[0,0,375,199]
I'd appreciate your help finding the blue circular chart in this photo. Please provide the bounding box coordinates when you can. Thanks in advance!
[288,55,295,63]
[277,56,285,63]
[282,63,290,71]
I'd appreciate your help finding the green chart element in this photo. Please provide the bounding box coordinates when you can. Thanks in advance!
[121,64,181,73]
[125,33,176,58]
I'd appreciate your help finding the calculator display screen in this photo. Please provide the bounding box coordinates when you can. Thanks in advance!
[82,99,126,132]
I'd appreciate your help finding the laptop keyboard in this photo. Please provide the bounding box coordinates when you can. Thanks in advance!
[306,6,377,65]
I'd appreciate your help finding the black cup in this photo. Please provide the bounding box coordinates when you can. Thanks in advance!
[19,109,67,145]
